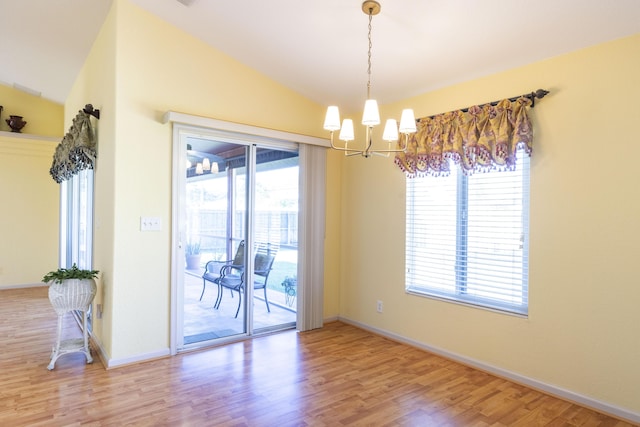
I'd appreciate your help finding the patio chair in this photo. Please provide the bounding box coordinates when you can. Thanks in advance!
[214,243,277,318]
[200,240,245,306]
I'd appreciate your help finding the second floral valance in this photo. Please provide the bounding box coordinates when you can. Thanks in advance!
[394,97,533,177]
[50,110,97,184]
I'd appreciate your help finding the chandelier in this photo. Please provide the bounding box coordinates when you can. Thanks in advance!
[323,1,416,158]
[186,144,219,176]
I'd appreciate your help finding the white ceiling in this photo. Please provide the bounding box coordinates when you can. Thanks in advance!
[2,0,640,112]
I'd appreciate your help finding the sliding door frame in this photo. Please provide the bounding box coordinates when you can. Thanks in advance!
[167,114,328,355]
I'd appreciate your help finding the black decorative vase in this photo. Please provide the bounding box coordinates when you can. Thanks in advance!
[6,115,27,133]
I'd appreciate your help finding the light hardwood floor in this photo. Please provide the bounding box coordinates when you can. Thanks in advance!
[0,286,634,426]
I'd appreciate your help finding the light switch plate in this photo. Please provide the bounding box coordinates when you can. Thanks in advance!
[140,216,162,231]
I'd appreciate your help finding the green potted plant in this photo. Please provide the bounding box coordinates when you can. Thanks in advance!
[42,263,99,284]
[281,275,297,307]
[185,240,202,270]
[42,263,99,370]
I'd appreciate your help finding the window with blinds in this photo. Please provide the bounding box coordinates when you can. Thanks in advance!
[405,150,530,315]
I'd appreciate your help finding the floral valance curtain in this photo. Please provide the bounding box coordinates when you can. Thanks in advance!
[50,110,97,184]
[394,97,533,177]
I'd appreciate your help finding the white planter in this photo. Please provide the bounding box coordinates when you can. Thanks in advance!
[186,254,201,270]
[47,278,97,370]
[48,279,96,313]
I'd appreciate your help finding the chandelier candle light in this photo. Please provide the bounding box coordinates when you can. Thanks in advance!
[186,144,219,175]
[323,1,416,158]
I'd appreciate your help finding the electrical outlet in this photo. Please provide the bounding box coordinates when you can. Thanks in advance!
[376,300,383,313]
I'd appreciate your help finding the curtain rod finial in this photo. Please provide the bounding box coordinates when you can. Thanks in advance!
[83,104,100,119]
[530,89,550,107]
[534,89,549,99]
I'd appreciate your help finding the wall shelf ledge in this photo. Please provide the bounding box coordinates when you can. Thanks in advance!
[0,130,59,142]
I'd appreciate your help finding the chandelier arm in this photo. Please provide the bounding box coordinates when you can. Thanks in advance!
[367,147,408,154]
[331,144,407,156]
[329,130,409,156]
[366,133,411,154]
[328,131,370,154]
[371,151,391,158]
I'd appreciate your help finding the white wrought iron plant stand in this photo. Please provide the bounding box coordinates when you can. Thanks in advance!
[47,278,97,370]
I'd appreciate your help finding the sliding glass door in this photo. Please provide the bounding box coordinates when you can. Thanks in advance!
[174,128,298,350]
[252,150,298,333]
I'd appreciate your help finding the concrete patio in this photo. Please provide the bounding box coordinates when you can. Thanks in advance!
[182,250,297,344]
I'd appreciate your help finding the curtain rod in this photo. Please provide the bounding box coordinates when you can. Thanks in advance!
[83,104,100,119]
[418,88,549,122]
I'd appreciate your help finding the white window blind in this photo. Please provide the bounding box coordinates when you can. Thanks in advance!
[406,150,530,315]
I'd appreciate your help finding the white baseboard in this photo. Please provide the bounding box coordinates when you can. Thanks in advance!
[0,282,45,290]
[323,316,339,324]
[338,316,640,425]
[88,331,169,369]
[90,335,109,368]
[105,348,171,369]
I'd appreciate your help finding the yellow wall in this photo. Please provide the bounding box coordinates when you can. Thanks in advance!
[69,0,334,361]
[0,84,62,288]
[65,0,118,357]
[341,33,640,414]
[0,83,63,137]
[0,134,59,287]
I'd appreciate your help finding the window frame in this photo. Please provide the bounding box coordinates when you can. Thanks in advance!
[59,168,94,270]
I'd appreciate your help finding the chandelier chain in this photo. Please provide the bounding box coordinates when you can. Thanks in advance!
[367,11,373,99]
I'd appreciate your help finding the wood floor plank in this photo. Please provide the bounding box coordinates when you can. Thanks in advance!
[0,287,635,426]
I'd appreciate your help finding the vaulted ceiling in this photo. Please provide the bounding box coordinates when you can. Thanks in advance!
[2,0,640,112]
